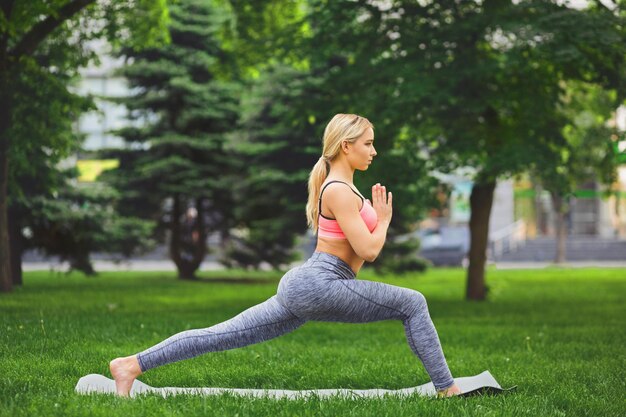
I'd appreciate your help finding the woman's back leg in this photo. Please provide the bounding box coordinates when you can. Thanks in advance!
[136,295,305,372]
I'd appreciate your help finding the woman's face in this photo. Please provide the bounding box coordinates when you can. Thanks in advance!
[345,127,377,170]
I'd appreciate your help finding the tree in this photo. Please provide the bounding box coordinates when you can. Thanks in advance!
[403,0,625,299]
[7,32,92,285]
[98,0,241,280]
[23,179,157,276]
[221,65,317,269]
[533,81,624,262]
[242,1,442,272]
[281,0,625,299]
[0,0,170,292]
[7,27,157,284]
[214,0,309,76]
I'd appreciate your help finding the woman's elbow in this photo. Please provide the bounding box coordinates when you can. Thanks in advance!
[362,250,378,263]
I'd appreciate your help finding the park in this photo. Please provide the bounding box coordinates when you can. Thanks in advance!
[1,1,625,416]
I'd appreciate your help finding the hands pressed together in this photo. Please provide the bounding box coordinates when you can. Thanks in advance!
[372,183,392,225]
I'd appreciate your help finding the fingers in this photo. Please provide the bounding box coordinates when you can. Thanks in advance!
[372,183,390,205]
[372,183,383,203]
[372,183,379,203]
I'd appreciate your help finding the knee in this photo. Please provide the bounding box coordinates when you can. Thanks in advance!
[408,290,428,314]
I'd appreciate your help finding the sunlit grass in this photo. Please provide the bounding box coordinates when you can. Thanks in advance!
[1,267,624,416]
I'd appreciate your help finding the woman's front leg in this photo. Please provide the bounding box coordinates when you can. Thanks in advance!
[294,277,456,392]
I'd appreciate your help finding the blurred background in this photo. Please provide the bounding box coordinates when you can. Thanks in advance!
[2,0,625,298]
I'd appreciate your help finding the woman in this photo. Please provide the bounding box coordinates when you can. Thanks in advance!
[110,113,462,397]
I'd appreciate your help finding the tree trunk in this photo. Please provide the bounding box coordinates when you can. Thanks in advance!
[178,199,207,280]
[466,181,496,301]
[0,60,12,293]
[551,192,567,264]
[178,264,197,280]
[8,205,23,286]
[170,194,182,273]
[191,197,207,268]
[69,253,97,276]
[169,195,198,280]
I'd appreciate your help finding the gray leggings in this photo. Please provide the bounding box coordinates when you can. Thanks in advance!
[136,251,455,390]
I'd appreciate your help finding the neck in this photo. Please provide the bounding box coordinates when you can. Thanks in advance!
[328,159,355,183]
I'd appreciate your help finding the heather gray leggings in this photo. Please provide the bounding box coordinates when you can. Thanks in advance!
[136,251,455,390]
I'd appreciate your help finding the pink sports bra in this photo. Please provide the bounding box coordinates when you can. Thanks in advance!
[318,180,378,239]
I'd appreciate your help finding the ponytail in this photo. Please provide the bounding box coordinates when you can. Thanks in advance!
[305,157,330,230]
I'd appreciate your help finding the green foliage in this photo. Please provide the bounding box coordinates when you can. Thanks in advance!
[500,2,626,212]
[288,1,625,186]
[2,1,170,62]
[282,1,456,271]
[7,30,95,205]
[101,0,172,52]
[4,0,626,286]
[222,65,318,269]
[535,81,623,197]
[3,0,171,275]
[214,0,309,78]
[24,181,156,275]
[288,0,625,282]
[98,0,242,276]
[224,55,438,270]
[0,0,171,288]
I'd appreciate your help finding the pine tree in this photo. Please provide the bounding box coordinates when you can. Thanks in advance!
[99,0,241,279]
[223,65,318,269]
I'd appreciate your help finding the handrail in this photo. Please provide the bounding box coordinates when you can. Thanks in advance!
[489,220,527,260]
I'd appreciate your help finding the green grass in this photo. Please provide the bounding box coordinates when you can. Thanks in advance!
[1,267,625,416]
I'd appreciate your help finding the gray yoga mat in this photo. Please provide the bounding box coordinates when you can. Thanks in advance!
[75,370,516,399]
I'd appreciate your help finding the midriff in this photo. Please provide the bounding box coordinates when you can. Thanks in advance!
[315,237,364,275]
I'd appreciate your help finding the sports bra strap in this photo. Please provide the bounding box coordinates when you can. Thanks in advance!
[318,180,364,216]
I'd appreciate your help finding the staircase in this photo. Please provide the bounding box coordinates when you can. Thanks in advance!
[494,237,626,262]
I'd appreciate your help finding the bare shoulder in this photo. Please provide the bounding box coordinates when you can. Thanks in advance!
[322,182,361,215]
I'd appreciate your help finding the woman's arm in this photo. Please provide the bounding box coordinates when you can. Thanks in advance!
[363,183,393,261]
[366,216,391,262]
[324,183,392,262]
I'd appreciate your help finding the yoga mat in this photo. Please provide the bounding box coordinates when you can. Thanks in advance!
[75,370,516,399]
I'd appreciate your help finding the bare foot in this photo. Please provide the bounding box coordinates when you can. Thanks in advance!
[109,355,143,397]
[437,383,462,398]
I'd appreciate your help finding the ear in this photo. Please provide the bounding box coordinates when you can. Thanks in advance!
[342,141,350,153]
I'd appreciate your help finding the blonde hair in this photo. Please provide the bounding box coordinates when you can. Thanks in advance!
[306,113,374,230]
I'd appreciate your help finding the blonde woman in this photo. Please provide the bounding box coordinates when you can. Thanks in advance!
[110,113,462,397]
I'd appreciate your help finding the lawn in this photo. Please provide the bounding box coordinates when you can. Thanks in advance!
[1,266,624,416]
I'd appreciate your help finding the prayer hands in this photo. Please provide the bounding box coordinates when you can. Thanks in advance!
[372,183,392,225]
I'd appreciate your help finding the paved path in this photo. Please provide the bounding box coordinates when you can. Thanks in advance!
[492,261,626,269]
[22,260,247,272]
[22,259,626,272]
